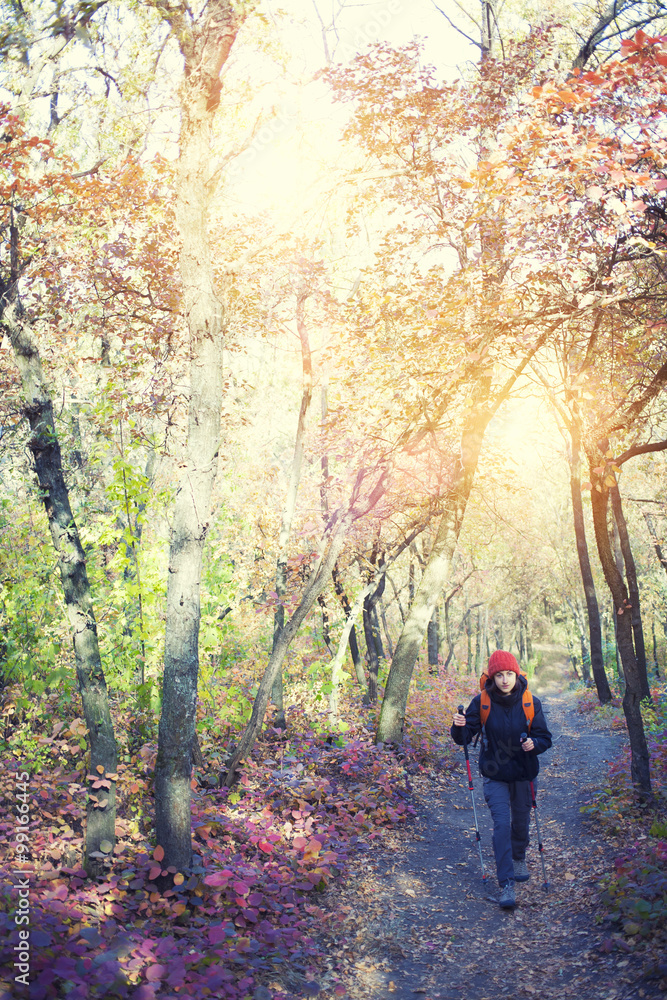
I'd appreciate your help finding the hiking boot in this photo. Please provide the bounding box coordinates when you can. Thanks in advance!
[499,880,516,909]
[513,859,530,883]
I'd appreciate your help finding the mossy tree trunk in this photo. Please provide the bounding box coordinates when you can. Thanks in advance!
[3,297,117,877]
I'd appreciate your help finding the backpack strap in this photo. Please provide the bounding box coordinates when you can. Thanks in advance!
[480,688,491,728]
[522,688,534,731]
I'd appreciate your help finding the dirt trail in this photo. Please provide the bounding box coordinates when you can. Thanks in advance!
[322,662,659,1000]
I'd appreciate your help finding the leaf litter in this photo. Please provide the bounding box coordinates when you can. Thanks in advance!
[1,687,665,1000]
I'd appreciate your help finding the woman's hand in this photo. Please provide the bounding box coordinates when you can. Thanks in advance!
[452,712,466,727]
[521,738,535,752]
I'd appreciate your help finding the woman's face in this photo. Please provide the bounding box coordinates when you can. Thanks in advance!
[494,670,517,694]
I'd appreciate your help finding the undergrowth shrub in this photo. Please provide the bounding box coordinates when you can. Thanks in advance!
[599,839,667,948]
[403,662,478,763]
[578,683,667,950]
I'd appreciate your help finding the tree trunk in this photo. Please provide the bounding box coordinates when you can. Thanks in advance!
[332,565,366,689]
[377,385,492,743]
[224,510,353,784]
[611,601,624,692]
[566,631,581,679]
[427,606,439,670]
[566,594,591,685]
[589,454,652,796]
[371,604,385,660]
[153,0,244,872]
[379,599,394,660]
[518,613,526,664]
[363,595,380,704]
[610,483,650,699]
[327,576,379,717]
[387,572,406,625]
[642,510,667,579]
[476,608,484,672]
[4,305,117,876]
[271,290,313,728]
[363,569,386,704]
[569,419,611,702]
[443,591,455,668]
[319,593,333,654]
[575,597,592,685]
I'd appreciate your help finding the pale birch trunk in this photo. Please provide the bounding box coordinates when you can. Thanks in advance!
[152,0,244,871]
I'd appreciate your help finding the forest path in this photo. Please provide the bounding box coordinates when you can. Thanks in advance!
[323,664,648,1000]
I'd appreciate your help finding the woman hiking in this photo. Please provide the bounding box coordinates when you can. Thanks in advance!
[451,650,552,908]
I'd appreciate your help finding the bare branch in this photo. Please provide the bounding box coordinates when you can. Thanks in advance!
[615,438,667,465]
[431,1,482,51]
[71,157,107,178]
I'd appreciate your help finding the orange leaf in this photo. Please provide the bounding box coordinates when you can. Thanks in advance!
[153,845,165,862]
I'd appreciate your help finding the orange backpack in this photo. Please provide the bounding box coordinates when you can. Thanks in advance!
[479,669,535,731]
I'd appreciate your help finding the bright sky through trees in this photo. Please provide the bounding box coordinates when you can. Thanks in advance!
[227,1,473,216]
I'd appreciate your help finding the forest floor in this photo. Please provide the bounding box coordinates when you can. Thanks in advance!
[1,651,664,1000]
[318,651,664,1000]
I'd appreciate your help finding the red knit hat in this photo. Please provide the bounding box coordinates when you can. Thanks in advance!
[487,650,520,677]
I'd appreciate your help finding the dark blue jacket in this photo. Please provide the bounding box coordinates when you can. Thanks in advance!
[450,675,552,782]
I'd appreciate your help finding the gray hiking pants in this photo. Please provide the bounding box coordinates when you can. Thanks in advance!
[483,776,534,886]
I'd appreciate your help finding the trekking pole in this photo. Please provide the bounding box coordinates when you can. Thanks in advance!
[521,733,549,891]
[458,705,486,882]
